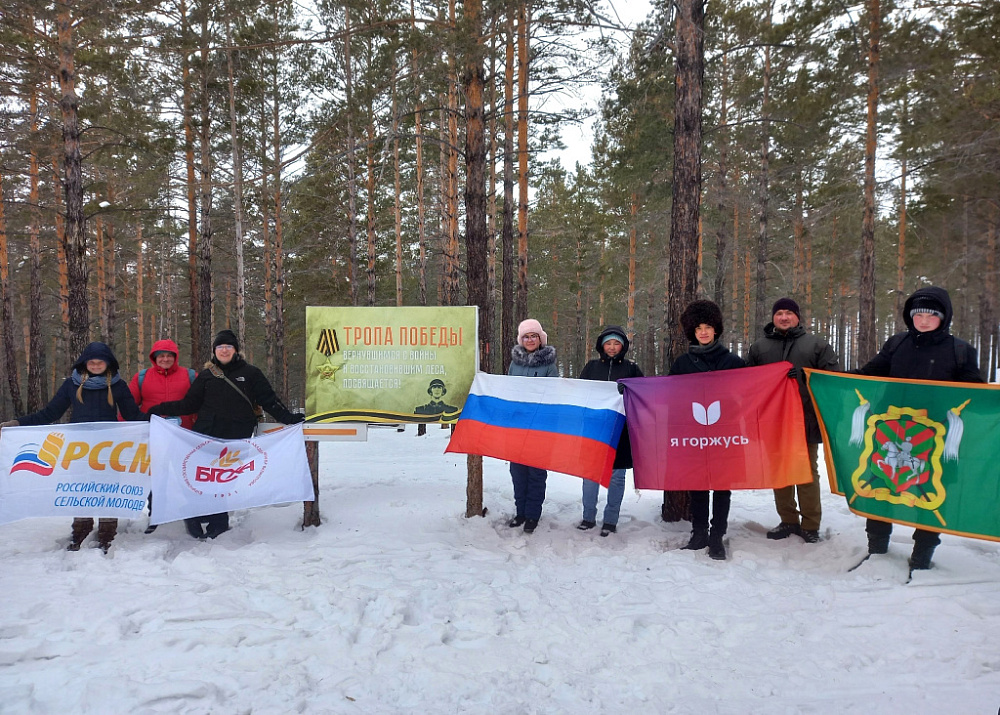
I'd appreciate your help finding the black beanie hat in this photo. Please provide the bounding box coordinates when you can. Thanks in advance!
[212,329,240,353]
[680,300,724,344]
[909,295,946,321]
[771,297,801,319]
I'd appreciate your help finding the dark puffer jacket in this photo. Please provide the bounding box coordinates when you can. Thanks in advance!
[669,341,745,375]
[150,354,302,439]
[579,325,644,469]
[18,342,143,425]
[856,286,983,383]
[746,322,840,443]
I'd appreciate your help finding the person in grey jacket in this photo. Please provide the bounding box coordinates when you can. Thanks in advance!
[507,318,559,533]
[746,298,840,543]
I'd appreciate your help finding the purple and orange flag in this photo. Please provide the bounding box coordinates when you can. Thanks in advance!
[619,362,812,491]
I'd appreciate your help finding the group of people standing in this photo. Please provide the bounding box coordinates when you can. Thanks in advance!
[0,330,303,551]
[505,286,981,571]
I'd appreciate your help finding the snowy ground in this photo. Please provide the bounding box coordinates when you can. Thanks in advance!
[1,425,999,714]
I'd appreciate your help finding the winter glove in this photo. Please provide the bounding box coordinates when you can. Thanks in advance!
[286,412,306,425]
[787,367,800,380]
[0,419,18,429]
[617,382,626,395]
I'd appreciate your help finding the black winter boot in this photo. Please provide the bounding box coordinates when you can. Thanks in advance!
[682,528,709,550]
[908,543,936,571]
[867,533,890,555]
[708,529,726,560]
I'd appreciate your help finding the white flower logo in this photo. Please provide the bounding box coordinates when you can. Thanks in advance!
[692,400,721,426]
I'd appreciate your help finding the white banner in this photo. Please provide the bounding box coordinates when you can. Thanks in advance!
[149,416,314,524]
[0,422,151,525]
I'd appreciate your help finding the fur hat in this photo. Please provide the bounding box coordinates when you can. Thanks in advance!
[517,319,548,346]
[212,329,240,353]
[771,297,801,319]
[680,300,724,344]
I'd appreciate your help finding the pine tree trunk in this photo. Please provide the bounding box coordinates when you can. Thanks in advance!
[754,38,772,336]
[261,126,274,376]
[628,193,637,338]
[411,0,427,307]
[666,0,705,365]
[196,12,214,363]
[52,159,69,356]
[662,0,705,523]
[182,0,199,365]
[273,69,287,395]
[344,8,359,307]
[106,183,117,347]
[0,170,23,415]
[515,2,529,323]
[446,1,460,307]
[366,118,377,307]
[463,0,488,516]
[393,55,403,307]
[858,0,881,363]
[137,226,145,367]
[57,2,89,357]
[896,123,907,333]
[713,50,730,311]
[501,8,516,372]
[27,82,44,409]
[226,35,247,349]
[486,32,498,374]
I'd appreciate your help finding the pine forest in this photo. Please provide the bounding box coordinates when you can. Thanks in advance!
[0,0,997,414]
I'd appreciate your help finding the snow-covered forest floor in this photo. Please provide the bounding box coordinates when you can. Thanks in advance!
[1,425,999,713]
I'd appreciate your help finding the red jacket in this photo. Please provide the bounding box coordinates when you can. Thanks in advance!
[129,339,197,429]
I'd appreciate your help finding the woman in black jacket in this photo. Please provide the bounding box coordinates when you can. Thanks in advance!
[669,301,745,560]
[0,342,144,551]
[577,325,643,536]
[149,330,304,539]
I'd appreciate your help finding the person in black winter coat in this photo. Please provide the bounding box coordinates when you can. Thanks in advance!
[149,329,305,539]
[668,301,746,559]
[0,342,144,551]
[854,286,983,571]
[577,325,643,537]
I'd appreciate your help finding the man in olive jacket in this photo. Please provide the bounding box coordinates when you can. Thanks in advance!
[747,298,840,543]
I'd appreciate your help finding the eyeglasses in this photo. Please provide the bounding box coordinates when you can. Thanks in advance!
[522,334,540,341]
[215,344,235,351]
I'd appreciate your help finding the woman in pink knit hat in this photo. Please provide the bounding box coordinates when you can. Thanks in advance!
[506,318,559,534]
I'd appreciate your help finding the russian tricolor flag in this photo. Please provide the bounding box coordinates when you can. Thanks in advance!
[446,373,626,486]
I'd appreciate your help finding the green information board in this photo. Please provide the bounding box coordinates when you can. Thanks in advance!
[306,306,478,424]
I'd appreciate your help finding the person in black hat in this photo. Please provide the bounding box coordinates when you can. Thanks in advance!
[414,379,457,416]
[747,297,840,543]
[577,325,644,538]
[668,301,745,559]
[854,286,983,571]
[149,329,304,539]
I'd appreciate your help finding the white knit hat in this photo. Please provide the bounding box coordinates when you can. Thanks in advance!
[517,318,548,346]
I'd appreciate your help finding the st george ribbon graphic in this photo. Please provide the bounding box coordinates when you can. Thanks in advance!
[807,369,1000,542]
[619,362,813,491]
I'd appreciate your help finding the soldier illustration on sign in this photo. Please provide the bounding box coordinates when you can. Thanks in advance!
[414,379,458,416]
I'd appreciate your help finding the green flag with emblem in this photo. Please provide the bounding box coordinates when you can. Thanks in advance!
[806,369,1000,542]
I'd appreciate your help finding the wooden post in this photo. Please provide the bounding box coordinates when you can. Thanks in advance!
[301,441,321,528]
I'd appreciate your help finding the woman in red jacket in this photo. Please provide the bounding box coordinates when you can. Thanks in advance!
[129,339,196,532]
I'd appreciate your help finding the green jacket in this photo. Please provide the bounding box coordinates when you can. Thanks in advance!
[747,323,840,443]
